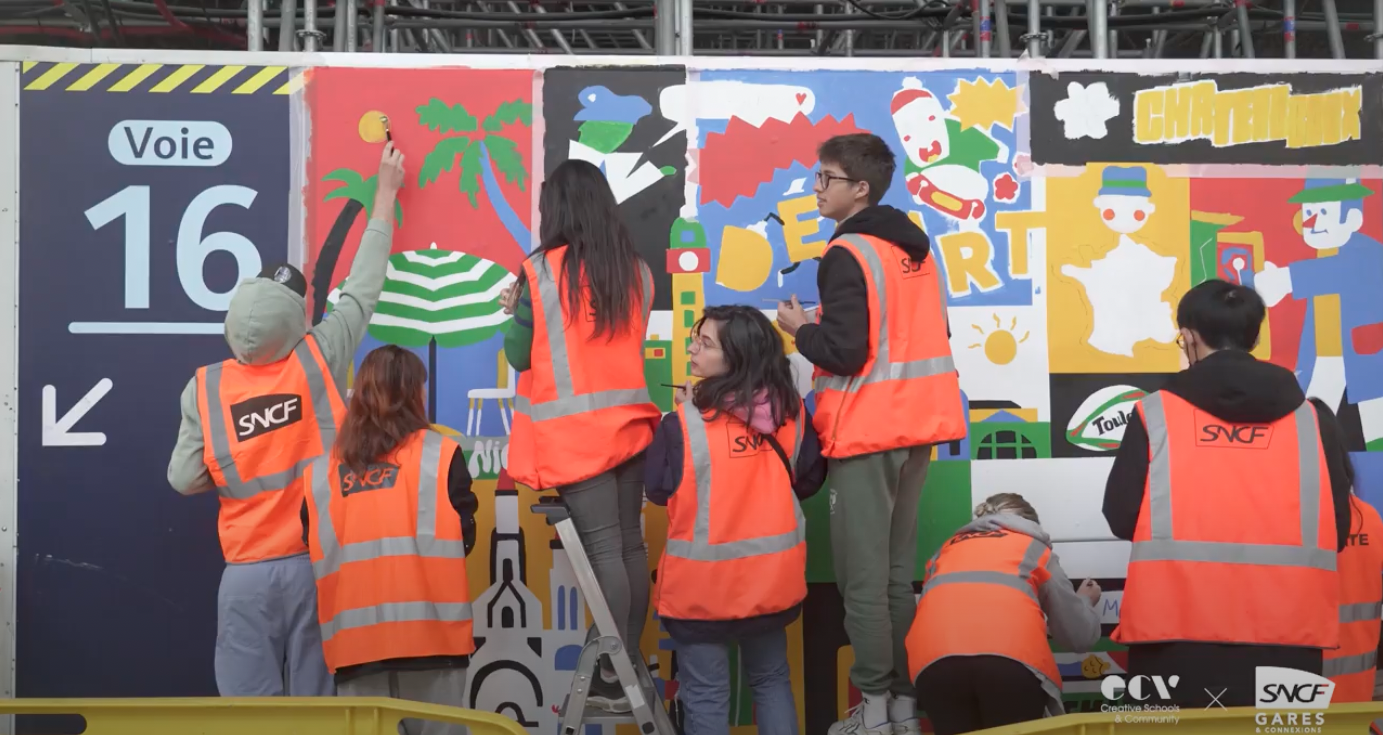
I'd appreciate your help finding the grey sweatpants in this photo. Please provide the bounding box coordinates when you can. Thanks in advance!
[338,668,469,735]
[828,445,932,698]
[215,553,334,697]
[561,453,650,667]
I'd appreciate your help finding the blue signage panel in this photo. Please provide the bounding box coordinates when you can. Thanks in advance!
[18,63,291,706]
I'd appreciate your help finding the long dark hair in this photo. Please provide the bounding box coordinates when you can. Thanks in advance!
[335,345,430,477]
[524,159,644,339]
[691,305,801,429]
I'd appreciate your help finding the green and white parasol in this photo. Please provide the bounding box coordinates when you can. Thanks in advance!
[327,244,516,349]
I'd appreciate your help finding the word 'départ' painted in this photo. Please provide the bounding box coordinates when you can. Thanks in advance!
[1133,81,1362,149]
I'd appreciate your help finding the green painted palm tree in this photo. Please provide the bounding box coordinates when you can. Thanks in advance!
[312,169,404,324]
[415,97,534,255]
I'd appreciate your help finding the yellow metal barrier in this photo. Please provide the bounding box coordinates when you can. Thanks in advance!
[972,703,1383,735]
[0,697,529,735]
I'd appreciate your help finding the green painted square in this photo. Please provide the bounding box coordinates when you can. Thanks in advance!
[681,291,697,305]
[683,310,696,327]
[914,460,973,576]
[803,460,973,584]
[970,421,1051,460]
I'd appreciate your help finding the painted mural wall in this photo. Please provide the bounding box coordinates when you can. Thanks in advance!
[11,53,1383,735]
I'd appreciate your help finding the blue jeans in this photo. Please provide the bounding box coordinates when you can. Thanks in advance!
[676,626,798,735]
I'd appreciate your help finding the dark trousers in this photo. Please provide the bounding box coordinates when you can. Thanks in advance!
[914,655,1048,735]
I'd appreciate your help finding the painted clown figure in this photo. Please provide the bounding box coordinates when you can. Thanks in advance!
[891,76,1003,222]
[1254,178,1383,450]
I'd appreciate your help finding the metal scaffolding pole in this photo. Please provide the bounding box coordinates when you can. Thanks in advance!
[1234,0,1253,57]
[303,0,321,51]
[995,0,1012,56]
[279,0,297,49]
[1088,0,1108,56]
[676,0,692,53]
[1026,0,1041,55]
[979,0,992,55]
[248,0,264,49]
[345,0,358,50]
[1323,0,1345,57]
[1283,0,1296,57]
[1376,0,1383,57]
[333,0,347,50]
[372,0,385,50]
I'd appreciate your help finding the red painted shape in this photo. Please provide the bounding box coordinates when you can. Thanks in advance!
[667,247,712,274]
[304,67,534,308]
[994,173,1020,202]
[698,112,869,208]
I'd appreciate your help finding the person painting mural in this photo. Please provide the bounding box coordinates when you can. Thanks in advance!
[498,158,662,713]
[166,143,405,696]
[777,133,966,735]
[1102,279,1354,708]
[906,494,1102,735]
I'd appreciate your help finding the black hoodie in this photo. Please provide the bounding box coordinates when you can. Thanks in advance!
[1102,349,1352,548]
[1100,349,1354,705]
[793,205,938,377]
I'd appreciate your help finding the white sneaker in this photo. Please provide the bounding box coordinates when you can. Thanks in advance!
[828,702,894,735]
[889,694,922,735]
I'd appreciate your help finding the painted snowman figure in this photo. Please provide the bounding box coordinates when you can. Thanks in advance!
[891,76,1003,222]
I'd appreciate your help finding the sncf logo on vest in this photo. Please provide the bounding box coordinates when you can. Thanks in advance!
[728,428,769,458]
[1194,411,1275,449]
[229,394,304,441]
[339,463,401,496]
[898,254,928,280]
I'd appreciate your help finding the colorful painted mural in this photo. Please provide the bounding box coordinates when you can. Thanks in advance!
[13,54,1383,735]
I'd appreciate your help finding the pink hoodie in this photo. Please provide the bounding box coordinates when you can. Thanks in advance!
[729,390,779,434]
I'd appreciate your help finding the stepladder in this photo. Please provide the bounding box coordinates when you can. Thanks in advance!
[531,495,680,735]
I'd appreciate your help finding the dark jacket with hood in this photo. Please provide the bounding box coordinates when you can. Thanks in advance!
[793,206,942,378]
[1101,349,1353,704]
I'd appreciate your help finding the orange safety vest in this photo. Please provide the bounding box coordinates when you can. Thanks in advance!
[810,233,965,459]
[196,334,346,564]
[905,527,1062,689]
[1113,390,1338,648]
[508,247,661,490]
[1326,495,1383,701]
[654,402,808,621]
[303,429,474,673]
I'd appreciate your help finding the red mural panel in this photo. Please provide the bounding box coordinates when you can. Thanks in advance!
[303,66,534,306]
[1189,177,1383,371]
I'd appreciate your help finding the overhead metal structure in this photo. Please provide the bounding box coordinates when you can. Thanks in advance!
[1,0,1381,60]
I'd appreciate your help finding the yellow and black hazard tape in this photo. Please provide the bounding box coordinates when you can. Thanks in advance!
[20,61,308,95]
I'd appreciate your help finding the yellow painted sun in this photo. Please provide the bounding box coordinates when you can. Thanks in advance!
[358,110,389,143]
[968,313,1029,365]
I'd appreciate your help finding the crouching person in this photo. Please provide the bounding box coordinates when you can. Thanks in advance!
[302,345,479,735]
[645,306,828,735]
[906,494,1102,735]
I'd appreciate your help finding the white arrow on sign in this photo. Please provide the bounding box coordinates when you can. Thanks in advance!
[43,379,113,447]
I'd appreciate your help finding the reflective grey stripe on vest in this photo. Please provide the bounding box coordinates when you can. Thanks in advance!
[1342,601,1383,623]
[920,536,1048,604]
[1325,650,1378,678]
[665,407,807,562]
[813,233,955,394]
[319,601,473,643]
[202,338,338,501]
[310,430,467,579]
[1132,392,1335,570]
[514,257,654,423]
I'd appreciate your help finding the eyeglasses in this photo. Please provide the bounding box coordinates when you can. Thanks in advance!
[688,336,720,354]
[815,171,857,187]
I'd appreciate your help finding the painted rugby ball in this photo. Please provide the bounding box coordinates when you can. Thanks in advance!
[1065,385,1147,452]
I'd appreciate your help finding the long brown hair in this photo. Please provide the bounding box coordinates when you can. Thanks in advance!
[335,345,430,477]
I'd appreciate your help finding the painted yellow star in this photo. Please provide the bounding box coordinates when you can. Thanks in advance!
[947,78,1026,132]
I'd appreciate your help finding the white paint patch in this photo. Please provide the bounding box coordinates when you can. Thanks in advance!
[1052,81,1120,140]
[654,80,815,146]
[972,458,1117,545]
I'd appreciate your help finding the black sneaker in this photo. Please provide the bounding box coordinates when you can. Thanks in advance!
[586,674,632,714]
